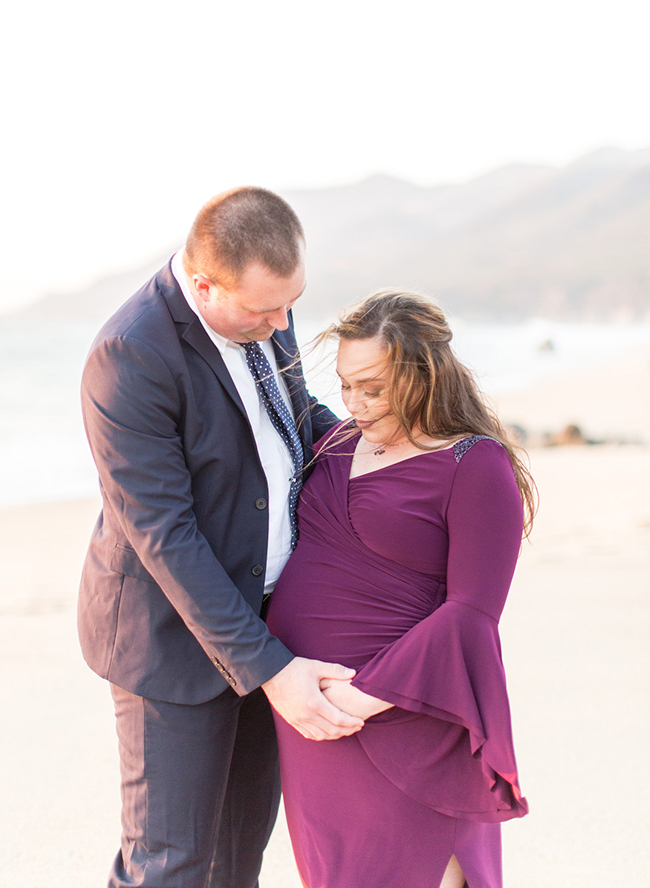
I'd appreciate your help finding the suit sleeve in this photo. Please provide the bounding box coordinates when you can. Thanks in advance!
[283,309,339,442]
[307,395,339,441]
[81,334,293,695]
[351,440,528,819]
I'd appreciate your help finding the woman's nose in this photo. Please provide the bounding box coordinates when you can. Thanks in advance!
[346,390,365,414]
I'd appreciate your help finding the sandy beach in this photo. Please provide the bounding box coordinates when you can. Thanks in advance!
[2,356,649,887]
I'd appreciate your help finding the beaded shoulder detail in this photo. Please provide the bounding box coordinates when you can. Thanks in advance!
[452,435,498,463]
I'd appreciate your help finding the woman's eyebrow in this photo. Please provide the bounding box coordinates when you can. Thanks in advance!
[335,365,386,384]
[339,374,384,384]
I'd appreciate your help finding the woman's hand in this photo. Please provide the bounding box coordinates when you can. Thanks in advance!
[320,678,393,720]
[262,658,365,741]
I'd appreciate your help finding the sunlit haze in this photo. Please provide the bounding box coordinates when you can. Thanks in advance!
[3,0,650,308]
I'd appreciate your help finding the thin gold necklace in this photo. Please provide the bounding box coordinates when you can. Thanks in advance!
[373,439,411,457]
[358,437,414,457]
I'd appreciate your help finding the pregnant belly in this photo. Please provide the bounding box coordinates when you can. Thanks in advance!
[265,540,444,671]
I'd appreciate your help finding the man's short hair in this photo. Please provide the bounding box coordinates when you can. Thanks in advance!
[183,187,304,287]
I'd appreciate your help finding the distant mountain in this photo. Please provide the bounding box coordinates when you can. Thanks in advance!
[20,251,175,324]
[21,146,650,323]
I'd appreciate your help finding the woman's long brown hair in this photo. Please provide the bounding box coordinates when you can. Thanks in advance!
[318,289,537,538]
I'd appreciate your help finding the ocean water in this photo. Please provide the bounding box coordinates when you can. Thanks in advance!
[1,313,649,509]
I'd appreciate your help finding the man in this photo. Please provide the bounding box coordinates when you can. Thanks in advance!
[79,187,364,888]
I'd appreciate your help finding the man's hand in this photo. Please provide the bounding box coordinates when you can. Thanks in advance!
[262,657,365,741]
[320,678,393,720]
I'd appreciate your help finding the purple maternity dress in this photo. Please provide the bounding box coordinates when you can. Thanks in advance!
[266,429,528,888]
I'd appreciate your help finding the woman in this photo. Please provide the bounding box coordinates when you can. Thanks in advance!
[266,290,535,888]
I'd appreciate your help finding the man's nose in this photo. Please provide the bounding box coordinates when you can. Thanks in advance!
[267,306,289,330]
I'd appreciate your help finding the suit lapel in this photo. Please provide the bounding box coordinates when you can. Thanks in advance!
[180,321,248,416]
[156,262,247,418]
[272,320,310,444]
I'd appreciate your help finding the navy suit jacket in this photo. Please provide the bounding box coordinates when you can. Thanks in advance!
[79,260,337,705]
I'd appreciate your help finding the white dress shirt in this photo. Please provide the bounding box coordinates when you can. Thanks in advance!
[171,250,294,592]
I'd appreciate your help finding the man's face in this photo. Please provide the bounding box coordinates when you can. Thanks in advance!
[194,258,306,342]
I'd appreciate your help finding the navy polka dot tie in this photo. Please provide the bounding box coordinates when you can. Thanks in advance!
[242,341,304,549]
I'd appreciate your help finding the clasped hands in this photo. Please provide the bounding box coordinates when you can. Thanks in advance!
[262,656,392,742]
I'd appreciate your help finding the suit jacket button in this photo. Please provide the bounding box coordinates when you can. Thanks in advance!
[251,564,264,577]
[255,498,268,510]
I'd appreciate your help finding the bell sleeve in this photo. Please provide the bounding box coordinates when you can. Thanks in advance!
[351,439,529,821]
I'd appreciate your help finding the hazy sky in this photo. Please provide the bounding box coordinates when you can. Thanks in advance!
[2,0,650,308]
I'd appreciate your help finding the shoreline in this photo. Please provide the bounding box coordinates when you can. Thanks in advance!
[493,349,650,444]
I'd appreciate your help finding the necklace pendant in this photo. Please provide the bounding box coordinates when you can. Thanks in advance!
[373,447,386,456]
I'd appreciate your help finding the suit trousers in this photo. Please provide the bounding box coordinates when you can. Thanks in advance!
[108,683,281,888]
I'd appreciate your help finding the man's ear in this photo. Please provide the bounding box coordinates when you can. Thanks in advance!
[192,273,213,305]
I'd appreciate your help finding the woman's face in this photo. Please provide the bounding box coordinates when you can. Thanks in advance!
[336,337,403,444]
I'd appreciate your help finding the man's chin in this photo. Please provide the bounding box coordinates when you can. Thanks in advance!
[250,328,275,341]
[232,329,274,344]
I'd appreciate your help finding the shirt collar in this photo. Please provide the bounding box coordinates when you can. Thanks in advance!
[171,248,231,357]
